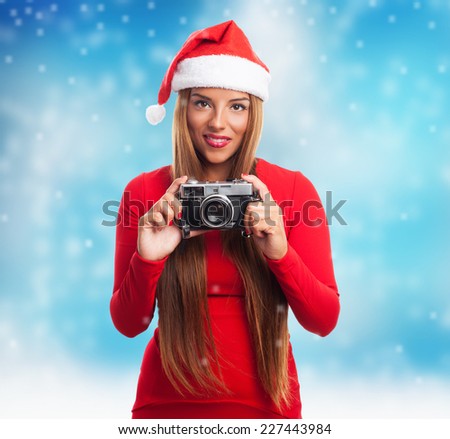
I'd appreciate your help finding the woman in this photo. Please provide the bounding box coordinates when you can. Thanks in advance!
[110,20,340,419]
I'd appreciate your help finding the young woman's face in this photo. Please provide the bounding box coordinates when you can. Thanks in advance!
[186,88,250,174]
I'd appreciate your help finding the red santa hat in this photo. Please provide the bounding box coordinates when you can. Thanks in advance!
[146,20,271,125]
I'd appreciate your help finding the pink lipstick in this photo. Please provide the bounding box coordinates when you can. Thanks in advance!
[203,133,231,148]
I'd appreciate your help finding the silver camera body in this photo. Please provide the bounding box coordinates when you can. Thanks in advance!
[176,178,260,239]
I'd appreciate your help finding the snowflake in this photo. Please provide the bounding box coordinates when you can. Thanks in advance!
[299,138,308,147]
[211,284,221,294]
[388,15,396,24]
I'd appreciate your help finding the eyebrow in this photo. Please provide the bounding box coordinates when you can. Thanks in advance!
[190,92,250,103]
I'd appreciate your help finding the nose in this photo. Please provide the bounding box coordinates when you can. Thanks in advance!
[208,108,226,131]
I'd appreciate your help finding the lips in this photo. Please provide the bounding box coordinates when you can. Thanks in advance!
[203,133,231,148]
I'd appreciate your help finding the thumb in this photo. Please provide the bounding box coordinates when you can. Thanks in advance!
[187,229,213,238]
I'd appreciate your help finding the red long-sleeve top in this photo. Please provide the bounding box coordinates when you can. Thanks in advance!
[110,158,340,419]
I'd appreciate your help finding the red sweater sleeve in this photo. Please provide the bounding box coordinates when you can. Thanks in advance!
[266,171,340,337]
[110,174,167,338]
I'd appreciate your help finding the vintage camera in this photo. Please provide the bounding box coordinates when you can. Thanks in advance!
[175,178,260,239]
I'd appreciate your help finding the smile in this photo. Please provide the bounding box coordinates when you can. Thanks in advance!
[203,134,231,148]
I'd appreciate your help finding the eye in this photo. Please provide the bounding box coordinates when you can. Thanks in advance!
[231,103,247,111]
[193,100,211,109]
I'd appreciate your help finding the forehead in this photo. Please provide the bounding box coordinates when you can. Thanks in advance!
[190,87,250,100]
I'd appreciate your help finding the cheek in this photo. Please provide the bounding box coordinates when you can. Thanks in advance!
[230,114,249,136]
[186,113,195,132]
[187,113,208,137]
[187,121,200,144]
[187,108,201,129]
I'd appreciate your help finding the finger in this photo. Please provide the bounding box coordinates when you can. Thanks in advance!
[244,205,265,226]
[165,175,188,196]
[161,192,182,218]
[242,212,252,231]
[241,174,271,202]
[243,209,261,236]
[140,210,167,227]
[153,211,168,226]
[245,205,280,233]
[158,197,177,224]
[188,229,213,238]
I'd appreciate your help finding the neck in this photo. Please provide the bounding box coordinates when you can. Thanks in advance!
[203,161,233,181]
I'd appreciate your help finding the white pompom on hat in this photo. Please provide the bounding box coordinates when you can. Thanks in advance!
[145,20,271,125]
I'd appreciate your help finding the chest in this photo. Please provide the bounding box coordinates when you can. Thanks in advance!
[204,231,244,296]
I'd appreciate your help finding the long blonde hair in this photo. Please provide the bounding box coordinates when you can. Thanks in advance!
[156,89,294,409]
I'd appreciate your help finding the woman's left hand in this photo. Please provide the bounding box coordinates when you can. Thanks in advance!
[241,173,288,260]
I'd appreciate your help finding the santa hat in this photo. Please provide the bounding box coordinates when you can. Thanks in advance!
[146,20,271,125]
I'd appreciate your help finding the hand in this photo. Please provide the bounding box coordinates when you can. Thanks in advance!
[241,173,288,260]
[137,176,206,261]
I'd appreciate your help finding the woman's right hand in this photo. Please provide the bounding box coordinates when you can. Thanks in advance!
[137,176,188,261]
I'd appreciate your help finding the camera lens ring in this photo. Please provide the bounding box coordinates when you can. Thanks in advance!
[199,194,234,228]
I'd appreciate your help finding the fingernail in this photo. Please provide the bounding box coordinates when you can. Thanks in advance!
[242,173,248,177]
[177,211,182,219]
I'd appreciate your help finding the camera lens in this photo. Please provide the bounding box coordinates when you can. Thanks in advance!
[200,195,233,228]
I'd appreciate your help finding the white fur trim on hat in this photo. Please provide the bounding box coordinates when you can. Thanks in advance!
[171,55,271,101]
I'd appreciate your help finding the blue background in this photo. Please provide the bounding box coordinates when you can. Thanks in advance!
[1,0,449,417]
